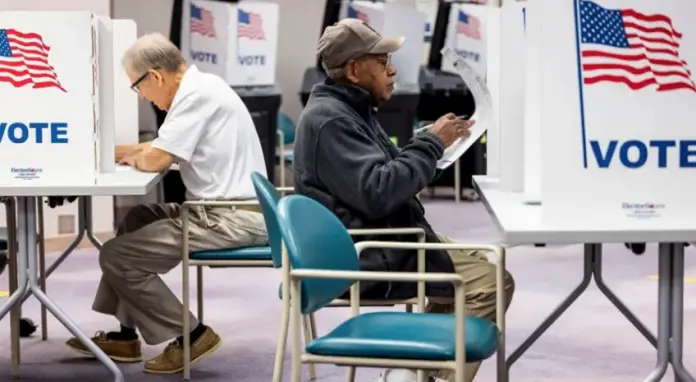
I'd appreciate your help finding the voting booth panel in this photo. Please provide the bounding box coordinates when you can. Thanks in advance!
[442,4,487,80]
[228,1,279,87]
[112,20,138,146]
[0,12,99,186]
[382,3,426,86]
[539,0,696,225]
[522,0,542,203]
[484,7,500,178]
[181,0,233,80]
[181,0,279,87]
[494,2,526,193]
[97,16,116,175]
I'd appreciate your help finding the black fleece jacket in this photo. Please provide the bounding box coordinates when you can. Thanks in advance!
[292,79,457,299]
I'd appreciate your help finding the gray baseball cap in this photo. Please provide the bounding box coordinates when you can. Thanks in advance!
[318,18,405,69]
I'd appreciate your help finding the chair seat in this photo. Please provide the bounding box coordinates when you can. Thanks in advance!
[190,246,272,261]
[306,311,498,362]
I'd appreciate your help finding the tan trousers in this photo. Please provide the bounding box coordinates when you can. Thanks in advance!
[424,234,515,382]
[92,203,268,345]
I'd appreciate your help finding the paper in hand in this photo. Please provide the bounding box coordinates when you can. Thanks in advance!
[434,48,493,170]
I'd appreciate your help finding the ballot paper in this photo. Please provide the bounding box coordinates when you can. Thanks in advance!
[433,47,493,169]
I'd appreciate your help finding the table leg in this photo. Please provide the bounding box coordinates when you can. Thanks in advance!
[592,244,657,347]
[668,244,696,382]
[82,197,103,249]
[19,196,123,382]
[0,198,29,379]
[4,197,22,377]
[508,243,659,378]
[37,198,47,341]
[20,196,101,306]
[506,244,594,370]
[644,243,673,382]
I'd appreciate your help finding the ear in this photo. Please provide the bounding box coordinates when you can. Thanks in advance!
[344,61,360,84]
[151,69,164,87]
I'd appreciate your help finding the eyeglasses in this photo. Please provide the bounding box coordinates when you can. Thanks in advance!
[130,67,159,93]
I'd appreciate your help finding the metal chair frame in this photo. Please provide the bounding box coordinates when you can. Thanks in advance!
[287,242,507,382]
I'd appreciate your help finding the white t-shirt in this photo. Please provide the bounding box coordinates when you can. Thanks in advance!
[152,65,267,200]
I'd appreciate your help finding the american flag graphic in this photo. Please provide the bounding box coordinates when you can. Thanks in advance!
[190,3,216,38]
[457,10,481,40]
[0,29,65,92]
[579,0,695,92]
[347,7,370,23]
[238,9,265,40]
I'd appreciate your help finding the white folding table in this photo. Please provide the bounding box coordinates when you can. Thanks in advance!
[473,176,695,382]
[0,167,163,382]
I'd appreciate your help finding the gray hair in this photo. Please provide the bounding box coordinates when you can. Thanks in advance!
[321,60,345,80]
[122,33,186,75]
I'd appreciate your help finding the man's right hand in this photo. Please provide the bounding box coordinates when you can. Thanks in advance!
[430,113,475,148]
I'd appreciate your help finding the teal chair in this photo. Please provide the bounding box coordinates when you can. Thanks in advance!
[276,195,504,382]
[251,172,427,382]
[277,113,296,188]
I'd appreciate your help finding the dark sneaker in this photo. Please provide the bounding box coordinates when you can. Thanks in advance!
[144,327,222,374]
[65,331,142,363]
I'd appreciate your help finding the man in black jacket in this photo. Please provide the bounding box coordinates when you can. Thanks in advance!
[293,19,515,382]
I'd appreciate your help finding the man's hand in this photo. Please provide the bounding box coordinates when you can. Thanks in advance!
[119,153,138,168]
[430,113,475,148]
[115,142,152,162]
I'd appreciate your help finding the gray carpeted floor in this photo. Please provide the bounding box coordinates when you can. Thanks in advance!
[0,200,693,381]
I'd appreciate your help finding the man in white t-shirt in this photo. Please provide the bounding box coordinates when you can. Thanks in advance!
[64,33,269,375]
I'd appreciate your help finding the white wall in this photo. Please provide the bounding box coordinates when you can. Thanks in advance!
[262,0,326,121]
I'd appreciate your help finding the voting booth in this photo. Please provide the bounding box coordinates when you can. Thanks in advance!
[0,11,138,187]
[491,0,696,228]
[300,0,423,148]
[180,0,279,87]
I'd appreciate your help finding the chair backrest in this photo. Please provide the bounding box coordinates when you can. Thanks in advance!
[277,113,295,145]
[276,195,360,314]
[251,172,283,268]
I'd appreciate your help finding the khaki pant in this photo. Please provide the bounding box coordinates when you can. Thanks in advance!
[92,203,268,345]
[425,234,515,382]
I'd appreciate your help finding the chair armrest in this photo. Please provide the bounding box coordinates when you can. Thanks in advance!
[182,200,259,208]
[355,241,504,263]
[290,268,464,285]
[347,227,425,237]
[354,240,507,336]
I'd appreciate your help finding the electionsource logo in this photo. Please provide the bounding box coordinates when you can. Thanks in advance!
[622,202,665,219]
[11,167,42,180]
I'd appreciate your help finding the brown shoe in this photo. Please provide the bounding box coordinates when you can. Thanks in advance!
[65,331,142,363]
[144,327,222,374]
